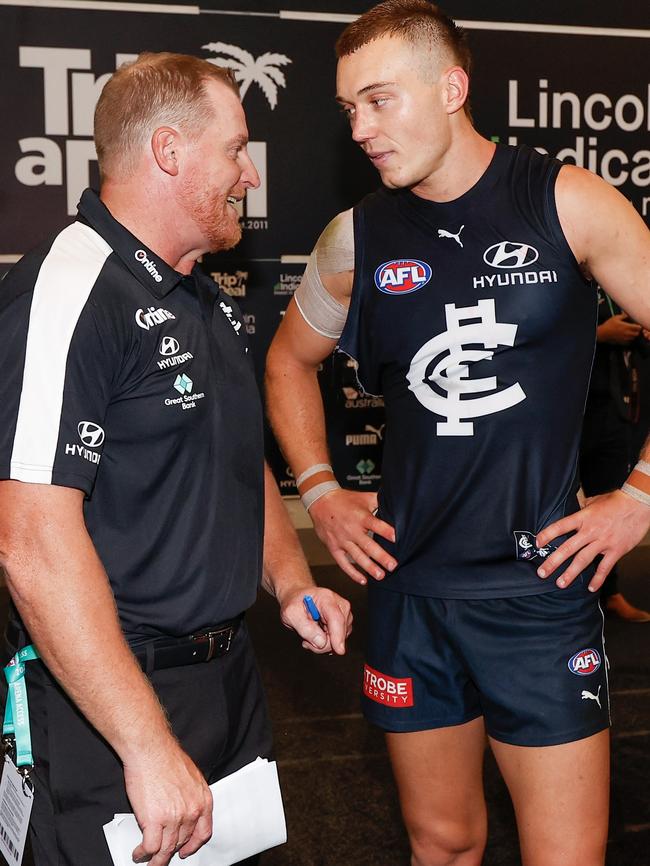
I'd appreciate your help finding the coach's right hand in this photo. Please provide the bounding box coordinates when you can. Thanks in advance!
[125,737,213,865]
[309,487,397,584]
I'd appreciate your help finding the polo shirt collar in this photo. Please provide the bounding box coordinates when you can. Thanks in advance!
[76,189,182,298]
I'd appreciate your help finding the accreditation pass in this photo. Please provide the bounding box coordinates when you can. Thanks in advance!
[0,755,33,864]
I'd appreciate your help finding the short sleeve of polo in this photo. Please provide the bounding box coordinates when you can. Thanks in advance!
[0,222,118,496]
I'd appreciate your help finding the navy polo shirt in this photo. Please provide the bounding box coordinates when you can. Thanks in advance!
[0,189,264,643]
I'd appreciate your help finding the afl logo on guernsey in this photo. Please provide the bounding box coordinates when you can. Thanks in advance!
[568,648,601,676]
[375,259,432,295]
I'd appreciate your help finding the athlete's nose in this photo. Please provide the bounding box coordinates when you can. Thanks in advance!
[350,109,375,144]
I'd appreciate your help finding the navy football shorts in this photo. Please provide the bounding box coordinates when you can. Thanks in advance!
[363,578,610,746]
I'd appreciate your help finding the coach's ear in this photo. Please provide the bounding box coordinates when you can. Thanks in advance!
[151,126,181,176]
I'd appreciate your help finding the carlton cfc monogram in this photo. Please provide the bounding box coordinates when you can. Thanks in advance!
[406,298,526,436]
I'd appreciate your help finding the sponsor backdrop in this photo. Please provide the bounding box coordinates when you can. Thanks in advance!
[1,0,648,494]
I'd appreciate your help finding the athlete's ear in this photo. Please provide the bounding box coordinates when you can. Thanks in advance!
[151,127,181,176]
[443,66,469,115]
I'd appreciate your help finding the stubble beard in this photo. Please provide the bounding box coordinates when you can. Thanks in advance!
[178,179,242,253]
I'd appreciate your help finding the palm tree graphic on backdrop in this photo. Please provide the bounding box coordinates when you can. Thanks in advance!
[202,42,292,109]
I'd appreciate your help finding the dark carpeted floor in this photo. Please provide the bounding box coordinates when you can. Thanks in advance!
[4,547,649,866]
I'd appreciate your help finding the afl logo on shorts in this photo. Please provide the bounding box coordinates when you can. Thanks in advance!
[568,648,601,676]
[375,259,432,295]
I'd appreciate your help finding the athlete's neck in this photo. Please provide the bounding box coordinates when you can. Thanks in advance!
[411,131,496,204]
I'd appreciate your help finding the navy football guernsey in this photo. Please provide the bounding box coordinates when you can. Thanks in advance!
[339,144,597,598]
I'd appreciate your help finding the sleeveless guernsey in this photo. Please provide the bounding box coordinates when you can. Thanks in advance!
[339,144,597,598]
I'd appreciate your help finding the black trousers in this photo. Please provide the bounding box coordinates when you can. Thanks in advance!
[2,622,272,866]
[580,395,633,600]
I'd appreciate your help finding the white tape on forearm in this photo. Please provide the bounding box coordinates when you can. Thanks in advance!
[621,482,650,508]
[295,463,333,488]
[634,460,650,477]
[301,480,340,511]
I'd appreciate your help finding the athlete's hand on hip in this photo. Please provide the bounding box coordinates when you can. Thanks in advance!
[535,490,650,591]
[280,586,353,655]
[308,488,397,584]
[125,739,213,865]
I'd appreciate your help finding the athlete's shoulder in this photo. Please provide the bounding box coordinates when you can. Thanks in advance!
[314,208,354,275]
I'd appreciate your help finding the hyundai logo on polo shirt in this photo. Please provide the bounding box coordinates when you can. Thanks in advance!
[160,337,180,356]
[77,421,105,448]
[483,242,539,269]
[64,421,105,464]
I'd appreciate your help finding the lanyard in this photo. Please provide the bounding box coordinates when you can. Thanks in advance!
[3,646,40,769]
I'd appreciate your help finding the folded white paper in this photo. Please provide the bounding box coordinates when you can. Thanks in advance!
[103,757,286,866]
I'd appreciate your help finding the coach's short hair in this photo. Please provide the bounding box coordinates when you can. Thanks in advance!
[94,52,239,179]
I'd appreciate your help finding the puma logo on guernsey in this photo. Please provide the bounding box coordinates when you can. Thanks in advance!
[437,225,465,248]
[581,686,602,709]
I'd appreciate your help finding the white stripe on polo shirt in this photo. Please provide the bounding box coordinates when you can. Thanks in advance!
[10,221,113,484]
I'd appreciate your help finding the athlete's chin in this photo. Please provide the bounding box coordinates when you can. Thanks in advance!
[378,167,414,191]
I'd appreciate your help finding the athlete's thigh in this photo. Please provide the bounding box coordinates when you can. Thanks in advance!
[386,718,488,851]
[490,730,609,866]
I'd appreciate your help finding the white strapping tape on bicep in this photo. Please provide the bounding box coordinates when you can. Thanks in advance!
[294,210,354,340]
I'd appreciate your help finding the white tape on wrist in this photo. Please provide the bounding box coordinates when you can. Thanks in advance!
[301,480,341,511]
[295,463,333,489]
[621,482,650,508]
[634,460,650,477]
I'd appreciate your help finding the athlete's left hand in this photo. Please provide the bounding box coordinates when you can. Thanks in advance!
[279,586,353,655]
[535,490,650,591]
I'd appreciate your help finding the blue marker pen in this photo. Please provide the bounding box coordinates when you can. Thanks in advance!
[303,595,326,629]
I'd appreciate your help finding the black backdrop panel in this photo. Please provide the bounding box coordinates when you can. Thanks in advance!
[1,2,648,493]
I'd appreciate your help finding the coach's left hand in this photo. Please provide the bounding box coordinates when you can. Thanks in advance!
[279,586,353,655]
[535,490,650,591]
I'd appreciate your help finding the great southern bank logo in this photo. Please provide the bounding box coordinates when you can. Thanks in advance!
[174,373,193,395]
[568,648,602,676]
[375,259,432,295]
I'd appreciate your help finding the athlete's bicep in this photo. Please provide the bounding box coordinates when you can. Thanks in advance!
[293,209,354,341]
[556,165,650,326]
[269,297,339,370]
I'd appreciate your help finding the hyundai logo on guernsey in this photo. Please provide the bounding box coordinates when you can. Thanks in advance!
[483,242,539,269]
[363,665,414,707]
[568,648,602,676]
[375,259,432,295]
[134,249,163,283]
[135,307,176,331]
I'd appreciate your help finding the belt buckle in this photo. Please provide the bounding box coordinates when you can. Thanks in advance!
[193,625,234,662]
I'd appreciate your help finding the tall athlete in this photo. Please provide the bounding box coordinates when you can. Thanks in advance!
[265,3,650,865]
